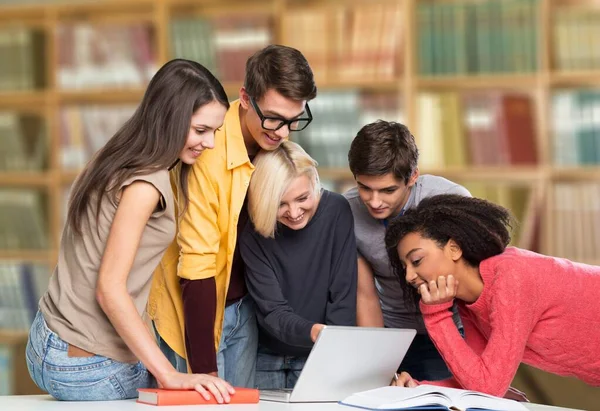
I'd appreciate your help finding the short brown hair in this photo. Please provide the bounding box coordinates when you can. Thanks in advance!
[244,44,317,101]
[348,120,419,184]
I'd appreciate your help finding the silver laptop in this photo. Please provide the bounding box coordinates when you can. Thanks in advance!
[259,326,416,403]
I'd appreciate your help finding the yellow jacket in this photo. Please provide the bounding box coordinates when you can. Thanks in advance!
[147,100,254,358]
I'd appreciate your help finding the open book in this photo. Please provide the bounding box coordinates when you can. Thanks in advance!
[339,385,528,411]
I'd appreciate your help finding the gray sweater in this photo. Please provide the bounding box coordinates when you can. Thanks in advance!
[240,190,358,356]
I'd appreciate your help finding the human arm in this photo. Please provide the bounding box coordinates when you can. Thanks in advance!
[399,301,489,390]
[95,181,233,402]
[394,299,526,395]
[181,278,218,374]
[418,269,537,397]
[356,255,384,327]
[325,207,358,327]
[176,162,221,376]
[240,229,317,347]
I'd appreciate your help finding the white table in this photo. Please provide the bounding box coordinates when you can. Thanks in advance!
[0,396,585,411]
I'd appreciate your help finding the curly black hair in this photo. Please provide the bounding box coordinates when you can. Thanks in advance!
[384,194,514,307]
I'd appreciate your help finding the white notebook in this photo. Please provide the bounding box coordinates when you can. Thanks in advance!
[339,385,528,411]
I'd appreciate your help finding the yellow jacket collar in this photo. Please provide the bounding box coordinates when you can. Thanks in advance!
[225,99,252,171]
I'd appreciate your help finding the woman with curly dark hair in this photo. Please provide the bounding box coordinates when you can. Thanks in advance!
[385,194,600,397]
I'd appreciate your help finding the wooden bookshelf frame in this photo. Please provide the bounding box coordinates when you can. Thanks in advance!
[0,1,599,405]
[0,329,29,345]
[0,0,598,267]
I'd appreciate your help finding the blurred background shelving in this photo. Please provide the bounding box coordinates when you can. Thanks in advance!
[0,0,599,408]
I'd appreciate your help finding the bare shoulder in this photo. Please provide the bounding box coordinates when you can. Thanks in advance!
[120,180,161,212]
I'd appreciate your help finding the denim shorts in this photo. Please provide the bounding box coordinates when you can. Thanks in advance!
[26,310,155,401]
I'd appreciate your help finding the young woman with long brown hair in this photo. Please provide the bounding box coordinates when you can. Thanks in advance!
[26,59,235,402]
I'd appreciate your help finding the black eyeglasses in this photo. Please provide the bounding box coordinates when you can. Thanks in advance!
[249,97,312,132]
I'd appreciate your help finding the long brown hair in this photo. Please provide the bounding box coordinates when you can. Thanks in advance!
[67,59,229,235]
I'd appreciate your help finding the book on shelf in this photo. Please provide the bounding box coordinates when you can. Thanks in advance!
[170,17,218,76]
[0,190,48,250]
[56,23,157,89]
[59,105,137,170]
[137,387,259,406]
[170,13,272,83]
[552,89,600,166]
[515,185,544,251]
[333,2,403,81]
[281,8,329,82]
[552,183,600,264]
[339,385,527,411]
[460,184,539,251]
[296,90,403,169]
[418,91,537,168]
[213,14,272,83]
[0,112,47,172]
[282,2,403,83]
[417,0,538,76]
[0,262,49,332]
[0,27,46,91]
[553,6,600,71]
[462,92,537,166]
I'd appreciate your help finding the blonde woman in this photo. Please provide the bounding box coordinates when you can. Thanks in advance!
[239,141,357,389]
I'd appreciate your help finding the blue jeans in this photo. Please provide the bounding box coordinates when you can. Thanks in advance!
[397,329,464,381]
[152,296,257,387]
[255,345,307,389]
[26,310,155,401]
[217,295,258,388]
[152,321,187,373]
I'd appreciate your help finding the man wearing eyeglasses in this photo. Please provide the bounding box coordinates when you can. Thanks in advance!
[148,45,316,389]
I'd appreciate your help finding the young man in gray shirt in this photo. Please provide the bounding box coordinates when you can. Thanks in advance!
[344,120,470,381]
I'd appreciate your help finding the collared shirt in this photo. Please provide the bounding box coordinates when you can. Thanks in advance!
[147,99,254,358]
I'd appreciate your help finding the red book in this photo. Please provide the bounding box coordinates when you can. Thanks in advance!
[497,94,538,165]
[137,387,260,406]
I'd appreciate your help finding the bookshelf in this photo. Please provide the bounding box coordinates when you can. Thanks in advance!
[1,0,596,266]
[0,330,29,346]
[0,0,599,405]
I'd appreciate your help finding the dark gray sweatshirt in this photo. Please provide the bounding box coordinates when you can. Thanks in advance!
[240,190,358,356]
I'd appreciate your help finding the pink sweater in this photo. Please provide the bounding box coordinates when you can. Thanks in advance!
[419,247,600,397]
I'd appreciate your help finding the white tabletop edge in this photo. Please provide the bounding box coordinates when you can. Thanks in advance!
[0,395,586,411]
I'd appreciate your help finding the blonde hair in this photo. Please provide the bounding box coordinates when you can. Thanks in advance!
[248,141,321,238]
